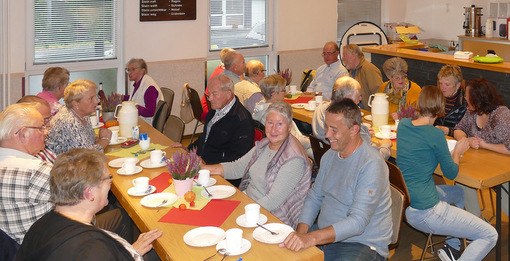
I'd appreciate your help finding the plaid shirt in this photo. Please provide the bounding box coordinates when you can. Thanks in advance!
[0,148,53,244]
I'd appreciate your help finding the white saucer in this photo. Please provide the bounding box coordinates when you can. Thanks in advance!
[252,223,294,244]
[109,137,128,145]
[216,239,251,256]
[193,178,217,188]
[92,122,104,129]
[108,126,119,131]
[288,91,302,95]
[236,214,268,228]
[364,115,372,121]
[361,122,371,128]
[140,193,178,208]
[108,158,140,168]
[291,103,307,109]
[127,185,156,196]
[360,111,365,116]
[200,185,236,199]
[375,132,397,139]
[140,159,167,169]
[183,226,226,247]
[117,166,143,175]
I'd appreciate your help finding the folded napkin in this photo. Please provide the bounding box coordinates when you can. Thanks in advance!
[159,199,240,227]
[106,143,168,160]
[285,96,313,104]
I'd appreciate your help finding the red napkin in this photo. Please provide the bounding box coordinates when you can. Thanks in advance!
[149,172,172,193]
[159,199,240,227]
[285,96,314,104]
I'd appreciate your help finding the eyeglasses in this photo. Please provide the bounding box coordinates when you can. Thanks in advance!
[125,67,141,73]
[102,176,113,182]
[15,125,47,135]
[392,74,407,81]
[322,52,338,57]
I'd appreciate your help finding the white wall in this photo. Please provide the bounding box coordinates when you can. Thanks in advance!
[381,0,499,42]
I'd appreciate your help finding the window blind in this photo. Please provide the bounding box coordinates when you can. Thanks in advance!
[34,0,117,64]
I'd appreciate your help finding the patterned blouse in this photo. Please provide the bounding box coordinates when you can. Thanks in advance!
[46,106,102,155]
[455,106,510,150]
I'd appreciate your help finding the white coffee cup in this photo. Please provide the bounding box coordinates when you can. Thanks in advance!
[225,228,243,252]
[111,130,119,143]
[308,100,316,110]
[380,125,391,138]
[90,115,98,126]
[132,177,149,193]
[290,85,297,94]
[447,139,457,153]
[139,137,151,150]
[122,158,138,174]
[150,150,166,165]
[315,95,323,104]
[244,203,260,226]
[197,169,210,186]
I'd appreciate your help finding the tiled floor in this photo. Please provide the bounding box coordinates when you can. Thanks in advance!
[183,135,508,260]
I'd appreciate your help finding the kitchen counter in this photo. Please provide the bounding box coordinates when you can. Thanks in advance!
[363,42,510,74]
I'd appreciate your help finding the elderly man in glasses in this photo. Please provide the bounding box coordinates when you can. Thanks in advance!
[0,103,53,245]
[305,41,348,100]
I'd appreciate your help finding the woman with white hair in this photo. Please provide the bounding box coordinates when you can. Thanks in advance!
[46,79,112,155]
[203,102,312,229]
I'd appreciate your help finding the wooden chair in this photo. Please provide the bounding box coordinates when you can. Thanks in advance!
[309,135,330,168]
[389,184,406,250]
[299,69,316,92]
[152,100,169,132]
[253,120,266,145]
[160,87,175,117]
[163,115,185,143]
[185,84,205,145]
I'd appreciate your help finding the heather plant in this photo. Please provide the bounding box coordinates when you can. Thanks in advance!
[166,148,202,180]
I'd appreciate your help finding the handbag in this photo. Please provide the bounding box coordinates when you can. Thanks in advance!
[180,83,194,123]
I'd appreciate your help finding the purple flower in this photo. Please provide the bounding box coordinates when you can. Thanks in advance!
[166,148,202,180]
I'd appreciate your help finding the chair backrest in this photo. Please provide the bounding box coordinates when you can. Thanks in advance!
[163,115,185,143]
[300,69,316,92]
[309,135,330,168]
[386,160,410,209]
[160,87,175,117]
[253,120,265,146]
[389,184,406,249]
[152,100,169,132]
[0,228,19,261]
[185,84,204,123]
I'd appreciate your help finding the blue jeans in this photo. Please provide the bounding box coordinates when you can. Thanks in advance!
[318,241,385,261]
[406,196,498,261]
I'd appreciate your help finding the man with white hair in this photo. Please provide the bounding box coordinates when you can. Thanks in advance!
[0,103,53,244]
[312,76,391,160]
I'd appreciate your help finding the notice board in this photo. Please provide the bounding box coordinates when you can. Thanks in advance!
[140,0,196,21]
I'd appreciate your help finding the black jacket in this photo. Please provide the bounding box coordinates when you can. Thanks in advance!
[434,89,467,136]
[190,96,254,164]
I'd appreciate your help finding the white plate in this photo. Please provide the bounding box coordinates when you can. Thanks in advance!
[127,185,156,196]
[183,227,226,247]
[117,166,143,175]
[304,105,316,111]
[375,132,397,139]
[193,178,217,188]
[361,122,371,128]
[108,158,140,168]
[253,223,294,244]
[289,91,302,95]
[200,185,236,199]
[236,214,268,228]
[140,193,178,208]
[108,126,119,131]
[291,103,307,109]
[140,159,167,169]
[216,239,251,256]
[92,122,104,129]
[364,115,372,121]
[109,137,128,145]
[360,111,364,116]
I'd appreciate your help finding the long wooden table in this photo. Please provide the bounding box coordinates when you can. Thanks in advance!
[106,120,324,261]
[292,105,510,260]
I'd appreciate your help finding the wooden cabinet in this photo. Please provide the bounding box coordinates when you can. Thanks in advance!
[458,35,510,61]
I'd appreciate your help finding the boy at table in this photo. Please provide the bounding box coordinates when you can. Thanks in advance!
[281,99,392,261]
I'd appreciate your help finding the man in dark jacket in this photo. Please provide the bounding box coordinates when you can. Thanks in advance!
[189,74,254,186]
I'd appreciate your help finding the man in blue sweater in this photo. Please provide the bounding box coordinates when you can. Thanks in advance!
[281,99,392,260]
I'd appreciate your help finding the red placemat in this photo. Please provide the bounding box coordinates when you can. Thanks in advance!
[285,96,313,104]
[149,172,172,193]
[159,199,240,227]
